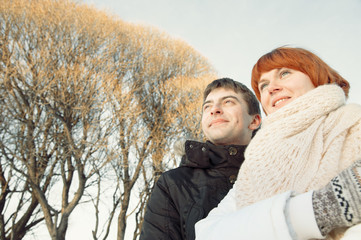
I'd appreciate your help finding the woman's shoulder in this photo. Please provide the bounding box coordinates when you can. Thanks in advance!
[343,103,361,111]
[327,103,361,125]
[341,103,361,127]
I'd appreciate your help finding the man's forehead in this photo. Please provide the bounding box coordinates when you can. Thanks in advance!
[206,87,243,100]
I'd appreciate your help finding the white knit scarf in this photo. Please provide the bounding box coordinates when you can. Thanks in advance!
[235,84,361,209]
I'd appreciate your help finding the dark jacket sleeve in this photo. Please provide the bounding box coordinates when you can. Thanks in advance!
[140,174,183,240]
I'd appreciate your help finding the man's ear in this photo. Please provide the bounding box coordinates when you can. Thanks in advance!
[248,114,261,130]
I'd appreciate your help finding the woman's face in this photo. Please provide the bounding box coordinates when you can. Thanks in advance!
[258,68,315,115]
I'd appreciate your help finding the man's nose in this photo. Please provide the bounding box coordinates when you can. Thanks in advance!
[210,104,223,115]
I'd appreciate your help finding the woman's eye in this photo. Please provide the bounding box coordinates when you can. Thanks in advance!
[259,83,268,91]
[280,70,290,77]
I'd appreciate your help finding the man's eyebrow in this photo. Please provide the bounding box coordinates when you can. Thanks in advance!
[202,95,241,107]
[223,95,241,102]
[202,100,212,108]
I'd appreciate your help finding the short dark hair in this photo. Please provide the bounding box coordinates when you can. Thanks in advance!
[203,78,260,116]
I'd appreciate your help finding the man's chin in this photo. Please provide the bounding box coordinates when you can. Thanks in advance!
[209,136,229,145]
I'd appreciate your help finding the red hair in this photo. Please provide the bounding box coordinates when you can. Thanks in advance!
[251,47,350,101]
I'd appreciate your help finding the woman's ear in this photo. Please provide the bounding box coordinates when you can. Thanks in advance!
[248,114,261,130]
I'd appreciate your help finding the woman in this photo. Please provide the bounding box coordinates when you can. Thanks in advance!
[195,47,361,240]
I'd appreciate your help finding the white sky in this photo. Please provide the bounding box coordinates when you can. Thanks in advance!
[62,1,361,239]
[81,0,361,105]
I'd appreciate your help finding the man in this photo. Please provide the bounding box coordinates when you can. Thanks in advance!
[140,78,261,240]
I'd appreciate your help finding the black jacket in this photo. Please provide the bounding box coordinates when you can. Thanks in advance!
[140,140,246,240]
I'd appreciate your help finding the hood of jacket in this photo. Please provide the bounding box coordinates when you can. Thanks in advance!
[179,140,246,169]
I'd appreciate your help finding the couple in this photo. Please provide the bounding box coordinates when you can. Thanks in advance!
[140,47,361,240]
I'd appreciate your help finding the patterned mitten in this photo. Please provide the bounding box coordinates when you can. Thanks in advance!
[312,159,361,236]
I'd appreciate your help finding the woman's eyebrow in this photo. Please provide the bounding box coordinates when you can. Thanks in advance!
[258,78,270,87]
[258,79,266,85]
[259,69,283,85]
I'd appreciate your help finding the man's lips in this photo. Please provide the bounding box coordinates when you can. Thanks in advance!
[209,119,228,127]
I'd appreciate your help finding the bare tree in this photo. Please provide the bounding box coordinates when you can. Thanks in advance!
[109,27,216,240]
[0,0,118,239]
[88,23,216,240]
[1,0,217,240]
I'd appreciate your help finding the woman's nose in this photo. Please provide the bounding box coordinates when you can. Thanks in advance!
[268,81,282,95]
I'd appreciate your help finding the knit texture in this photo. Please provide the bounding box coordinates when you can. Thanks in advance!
[313,159,361,236]
[234,84,361,239]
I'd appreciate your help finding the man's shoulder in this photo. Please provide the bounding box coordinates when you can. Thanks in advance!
[161,165,197,179]
[156,165,206,188]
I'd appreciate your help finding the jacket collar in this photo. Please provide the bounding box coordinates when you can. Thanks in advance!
[179,140,246,169]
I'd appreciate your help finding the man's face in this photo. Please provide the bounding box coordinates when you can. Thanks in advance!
[201,88,259,146]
